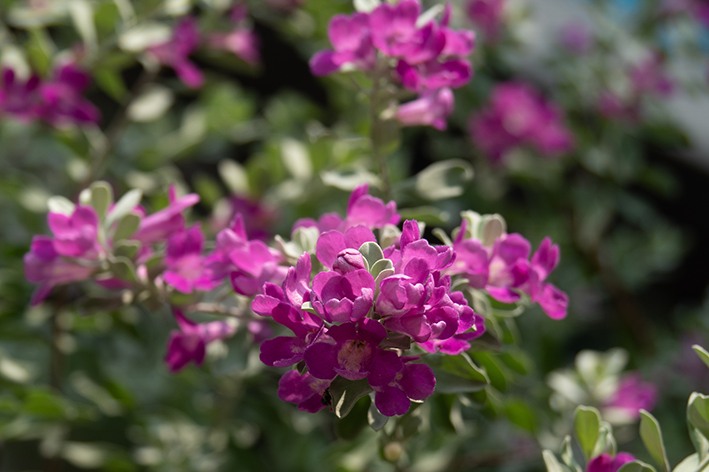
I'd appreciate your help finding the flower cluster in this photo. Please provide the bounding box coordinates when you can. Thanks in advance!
[469,82,575,162]
[250,185,486,417]
[449,212,568,320]
[0,63,99,127]
[309,0,475,131]
[149,9,259,90]
[466,0,505,41]
[602,373,657,420]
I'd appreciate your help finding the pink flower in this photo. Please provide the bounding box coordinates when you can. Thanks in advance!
[208,6,260,65]
[310,12,375,76]
[47,205,101,258]
[133,186,200,244]
[278,370,332,413]
[466,0,505,40]
[0,68,42,122]
[258,302,323,367]
[558,21,594,54]
[162,225,218,294]
[587,454,636,472]
[149,17,204,89]
[397,87,455,130]
[165,309,236,372]
[369,0,422,58]
[603,374,658,419]
[526,237,568,320]
[372,359,436,416]
[39,63,100,126]
[630,54,674,98]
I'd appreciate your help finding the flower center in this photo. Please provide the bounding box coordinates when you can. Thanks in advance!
[337,339,372,373]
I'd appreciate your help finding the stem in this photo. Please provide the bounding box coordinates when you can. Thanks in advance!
[191,302,246,319]
[369,63,392,199]
[45,310,64,472]
[83,66,157,186]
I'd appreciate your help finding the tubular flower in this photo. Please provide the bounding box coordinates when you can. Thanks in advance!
[165,309,237,372]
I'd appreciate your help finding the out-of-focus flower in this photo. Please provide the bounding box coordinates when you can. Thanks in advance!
[148,17,204,89]
[278,370,331,413]
[212,196,278,241]
[629,54,674,98]
[603,374,658,420]
[133,186,200,244]
[39,63,100,126]
[0,69,42,122]
[587,454,636,472]
[165,309,236,372]
[310,12,375,76]
[161,225,218,294]
[469,82,574,162]
[466,0,505,40]
[208,5,260,65]
[558,21,594,54]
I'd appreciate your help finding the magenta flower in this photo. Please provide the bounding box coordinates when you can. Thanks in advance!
[373,359,436,416]
[149,17,204,89]
[162,225,217,294]
[24,236,97,305]
[466,0,505,40]
[558,21,594,54]
[470,82,574,162]
[165,309,237,372]
[133,187,200,244]
[227,238,287,297]
[208,6,260,65]
[39,63,100,126]
[396,87,454,130]
[310,268,376,323]
[315,225,376,269]
[369,0,422,58]
[278,370,332,413]
[603,374,658,419]
[485,234,531,303]
[587,454,636,472]
[396,57,472,92]
[47,205,101,258]
[0,68,42,122]
[258,302,323,367]
[419,291,486,355]
[310,12,375,76]
[526,237,568,319]
[630,54,674,98]
[304,318,403,385]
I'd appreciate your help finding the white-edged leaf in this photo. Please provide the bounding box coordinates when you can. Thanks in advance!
[574,406,601,461]
[47,196,76,215]
[106,189,142,227]
[639,409,670,472]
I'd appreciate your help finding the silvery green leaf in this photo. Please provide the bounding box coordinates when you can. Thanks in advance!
[692,345,709,371]
[560,436,582,472]
[479,214,506,246]
[110,257,138,283]
[127,85,174,122]
[543,450,571,472]
[639,410,670,472]
[672,454,698,472]
[370,259,393,279]
[574,406,601,461]
[90,181,113,220]
[367,398,388,431]
[329,377,373,419]
[113,241,140,259]
[320,168,381,191]
[616,461,657,472]
[69,0,97,53]
[47,196,76,215]
[432,227,453,246]
[688,393,709,441]
[118,22,171,52]
[460,210,482,240]
[281,138,312,180]
[112,213,141,242]
[218,159,250,195]
[106,189,142,227]
[593,421,617,457]
[379,224,400,248]
[354,0,380,12]
[359,242,384,269]
[415,159,474,201]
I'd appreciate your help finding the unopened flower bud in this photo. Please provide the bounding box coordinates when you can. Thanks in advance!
[383,442,403,462]
[332,248,367,274]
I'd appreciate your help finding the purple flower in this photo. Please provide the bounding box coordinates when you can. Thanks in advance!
[603,374,658,419]
[149,17,204,89]
[162,225,218,294]
[133,186,200,244]
[485,234,530,303]
[466,0,505,40]
[525,237,568,320]
[419,292,486,355]
[47,205,101,258]
[630,54,674,98]
[209,7,260,66]
[587,454,636,472]
[304,318,402,385]
[558,21,594,54]
[278,370,332,413]
[310,12,375,76]
[369,0,422,58]
[310,268,376,323]
[258,302,323,367]
[38,63,100,126]
[469,82,574,162]
[316,225,376,269]
[24,236,97,305]
[373,359,435,416]
[396,87,454,130]
[0,68,42,122]
[165,309,237,372]
[396,57,472,92]
[225,234,287,296]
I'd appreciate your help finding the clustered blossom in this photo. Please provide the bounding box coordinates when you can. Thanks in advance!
[309,0,475,131]
[586,453,636,472]
[165,309,236,372]
[0,63,99,127]
[251,185,488,416]
[469,82,575,162]
[449,219,568,320]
